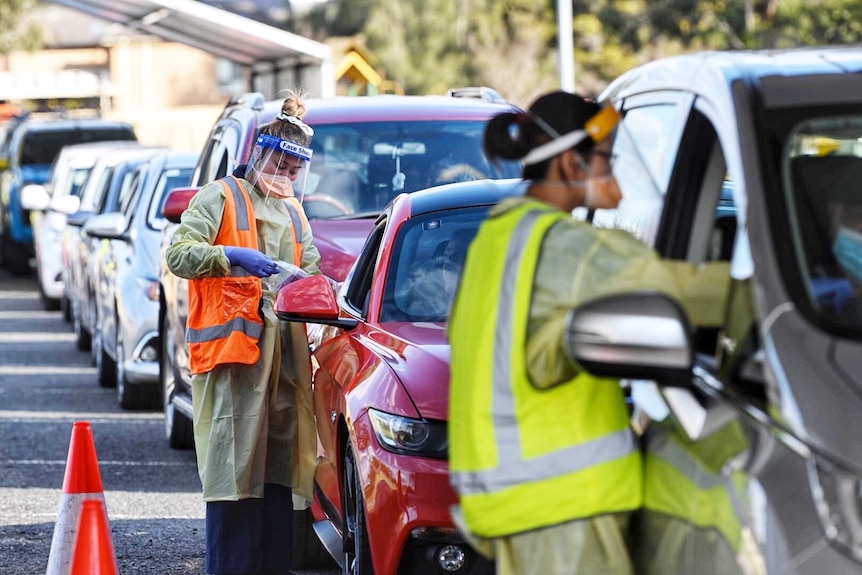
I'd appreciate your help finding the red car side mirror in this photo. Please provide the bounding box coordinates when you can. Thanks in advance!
[275,275,358,329]
[162,186,200,224]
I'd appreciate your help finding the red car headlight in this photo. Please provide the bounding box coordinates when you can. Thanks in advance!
[367,408,448,459]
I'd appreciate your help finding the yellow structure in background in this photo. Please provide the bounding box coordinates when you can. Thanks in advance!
[330,38,402,96]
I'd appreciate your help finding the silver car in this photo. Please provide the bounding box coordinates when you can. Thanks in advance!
[560,46,862,574]
[85,150,196,409]
[63,146,163,352]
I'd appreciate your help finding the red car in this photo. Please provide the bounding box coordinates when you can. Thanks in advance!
[160,90,521,450]
[276,179,524,575]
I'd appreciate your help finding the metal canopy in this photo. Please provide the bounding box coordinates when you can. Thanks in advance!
[49,0,332,67]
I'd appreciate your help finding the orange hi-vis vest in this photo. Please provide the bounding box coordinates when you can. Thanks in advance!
[186,176,264,374]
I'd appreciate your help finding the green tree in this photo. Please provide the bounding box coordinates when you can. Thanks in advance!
[759,0,862,47]
[0,0,43,53]
[302,0,862,105]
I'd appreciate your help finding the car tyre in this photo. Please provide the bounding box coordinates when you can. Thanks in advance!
[0,229,31,275]
[95,329,117,388]
[161,313,194,448]
[40,290,61,312]
[72,302,91,351]
[60,294,72,322]
[291,506,338,570]
[342,444,374,575]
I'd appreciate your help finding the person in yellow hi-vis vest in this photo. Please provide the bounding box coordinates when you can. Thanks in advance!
[166,90,324,575]
[448,91,731,575]
[637,417,752,575]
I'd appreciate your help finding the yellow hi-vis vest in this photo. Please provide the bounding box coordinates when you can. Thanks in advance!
[643,419,748,553]
[448,200,642,538]
[187,176,264,374]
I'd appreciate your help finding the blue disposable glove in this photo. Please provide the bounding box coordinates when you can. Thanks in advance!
[223,246,278,278]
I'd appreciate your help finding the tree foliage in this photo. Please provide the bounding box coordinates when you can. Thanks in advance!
[300,0,862,107]
[0,0,42,53]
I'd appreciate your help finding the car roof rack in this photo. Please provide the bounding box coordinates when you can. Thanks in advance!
[446,86,507,104]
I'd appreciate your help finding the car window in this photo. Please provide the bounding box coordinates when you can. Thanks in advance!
[148,167,194,228]
[19,128,134,165]
[299,121,520,218]
[62,167,93,198]
[197,122,242,186]
[86,167,114,211]
[381,206,488,323]
[344,220,386,317]
[121,171,145,219]
[592,103,680,244]
[782,115,862,333]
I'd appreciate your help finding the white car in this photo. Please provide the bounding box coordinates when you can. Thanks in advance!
[22,140,140,313]
[63,145,163,352]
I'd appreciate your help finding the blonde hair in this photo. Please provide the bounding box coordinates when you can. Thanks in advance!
[260,89,312,145]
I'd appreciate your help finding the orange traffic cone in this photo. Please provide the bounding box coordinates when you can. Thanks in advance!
[70,499,118,575]
[46,421,109,575]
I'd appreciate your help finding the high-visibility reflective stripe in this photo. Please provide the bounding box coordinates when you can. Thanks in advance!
[646,430,746,522]
[284,199,304,265]
[452,209,637,496]
[222,176,250,232]
[454,427,638,494]
[187,316,264,343]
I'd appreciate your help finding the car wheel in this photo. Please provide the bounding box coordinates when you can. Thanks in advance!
[60,294,71,321]
[342,444,374,575]
[291,506,338,571]
[72,301,91,352]
[161,314,194,449]
[0,230,30,275]
[95,327,117,388]
[88,296,99,366]
[40,290,60,312]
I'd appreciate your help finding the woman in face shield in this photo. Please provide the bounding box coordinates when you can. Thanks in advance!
[165,90,324,575]
[447,91,732,575]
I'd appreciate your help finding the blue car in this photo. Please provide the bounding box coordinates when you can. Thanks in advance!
[0,117,136,274]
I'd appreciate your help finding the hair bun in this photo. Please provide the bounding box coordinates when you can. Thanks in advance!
[281,89,307,120]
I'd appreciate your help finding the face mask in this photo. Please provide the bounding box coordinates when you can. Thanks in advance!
[584,174,622,209]
[256,172,294,199]
[833,226,862,282]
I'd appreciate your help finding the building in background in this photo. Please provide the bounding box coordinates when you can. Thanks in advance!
[0,1,335,150]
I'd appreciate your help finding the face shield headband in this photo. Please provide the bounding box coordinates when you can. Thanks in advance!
[246,134,314,202]
[521,104,621,167]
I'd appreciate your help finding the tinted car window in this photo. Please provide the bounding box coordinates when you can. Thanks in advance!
[149,167,194,226]
[783,115,862,331]
[20,129,135,165]
[382,206,488,323]
[299,121,520,217]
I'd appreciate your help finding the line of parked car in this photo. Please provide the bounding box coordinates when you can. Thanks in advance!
[6,44,862,575]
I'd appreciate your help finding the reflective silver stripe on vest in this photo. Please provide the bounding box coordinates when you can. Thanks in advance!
[187,316,263,343]
[284,201,304,246]
[646,428,745,522]
[453,209,637,496]
[223,176,250,232]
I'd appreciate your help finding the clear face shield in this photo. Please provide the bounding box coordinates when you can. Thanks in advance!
[245,134,313,202]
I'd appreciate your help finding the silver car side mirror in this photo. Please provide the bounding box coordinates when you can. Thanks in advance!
[565,291,693,386]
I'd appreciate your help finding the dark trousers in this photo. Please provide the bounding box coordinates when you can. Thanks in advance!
[205,483,294,575]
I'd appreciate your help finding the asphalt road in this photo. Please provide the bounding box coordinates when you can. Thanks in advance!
[0,270,337,575]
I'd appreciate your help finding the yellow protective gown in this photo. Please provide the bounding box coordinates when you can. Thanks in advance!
[165,177,321,502]
[451,196,731,575]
